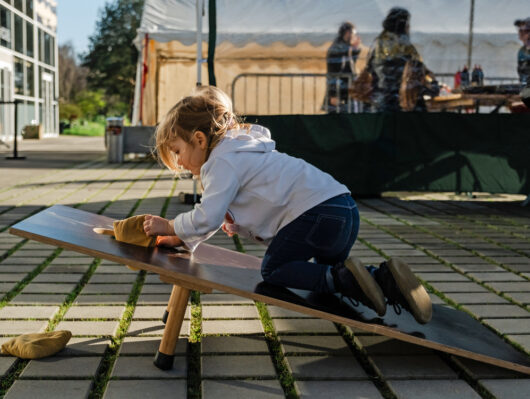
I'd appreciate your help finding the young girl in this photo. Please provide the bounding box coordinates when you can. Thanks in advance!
[143,86,432,324]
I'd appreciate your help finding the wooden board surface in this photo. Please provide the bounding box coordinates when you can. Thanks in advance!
[9,205,530,375]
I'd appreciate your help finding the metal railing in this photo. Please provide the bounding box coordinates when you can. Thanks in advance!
[231,72,521,115]
[231,72,358,115]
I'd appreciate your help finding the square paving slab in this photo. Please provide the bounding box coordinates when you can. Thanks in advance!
[202,380,284,399]
[104,380,187,399]
[388,380,481,399]
[20,356,102,378]
[4,380,92,399]
[111,355,186,378]
[296,380,383,399]
[202,355,276,378]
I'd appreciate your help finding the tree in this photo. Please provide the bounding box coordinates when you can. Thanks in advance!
[58,42,88,102]
[82,0,144,118]
[59,102,83,123]
[75,90,106,120]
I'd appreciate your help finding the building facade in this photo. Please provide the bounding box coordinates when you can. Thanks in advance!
[0,0,58,142]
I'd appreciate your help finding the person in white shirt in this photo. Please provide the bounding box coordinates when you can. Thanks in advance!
[143,86,432,324]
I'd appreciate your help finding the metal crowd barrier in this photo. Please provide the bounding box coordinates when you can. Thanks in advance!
[230,72,520,115]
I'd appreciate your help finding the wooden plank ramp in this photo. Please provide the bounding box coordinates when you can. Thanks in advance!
[9,205,530,374]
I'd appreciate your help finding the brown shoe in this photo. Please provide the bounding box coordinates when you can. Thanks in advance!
[332,257,387,317]
[374,258,432,324]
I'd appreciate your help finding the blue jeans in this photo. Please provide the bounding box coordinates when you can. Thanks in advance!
[261,194,359,293]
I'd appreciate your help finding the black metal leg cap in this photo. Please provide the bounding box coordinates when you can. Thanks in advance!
[162,310,169,324]
[154,350,174,370]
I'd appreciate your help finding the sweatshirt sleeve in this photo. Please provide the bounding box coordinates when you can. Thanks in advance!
[173,157,240,252]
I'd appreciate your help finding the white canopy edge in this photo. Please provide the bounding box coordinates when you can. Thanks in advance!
[136,0,530,47]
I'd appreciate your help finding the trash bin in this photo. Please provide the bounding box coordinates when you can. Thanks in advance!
[106,117,124,163]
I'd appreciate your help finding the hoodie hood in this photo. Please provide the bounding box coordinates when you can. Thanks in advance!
[211,124,276,157]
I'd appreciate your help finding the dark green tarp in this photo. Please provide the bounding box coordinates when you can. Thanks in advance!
[245,113,530,196]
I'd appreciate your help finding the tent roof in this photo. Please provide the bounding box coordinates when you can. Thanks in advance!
[137,0,530,47]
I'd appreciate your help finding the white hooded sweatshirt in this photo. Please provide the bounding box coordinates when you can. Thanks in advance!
[173,124,349,251]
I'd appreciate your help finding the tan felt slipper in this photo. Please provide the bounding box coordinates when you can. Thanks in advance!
[1,330,72,359]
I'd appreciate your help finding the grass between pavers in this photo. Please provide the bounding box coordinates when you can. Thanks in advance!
[336,324,397,399]
[380,198,530,279]
[88,270,145,399]
[232,235,298,399]
[0,158,104,197]
[427,199,530,238]
[0,247,63,308]
[0,239,27,263]
[0,159,114,216]
[188,290,202,399]
[46,258,102,331]
[0,358,30,397]
[401,197,530,243]
[254,301,298,399]
[0,159,129,241]
[437,352,497,399]
[359,201,530,313]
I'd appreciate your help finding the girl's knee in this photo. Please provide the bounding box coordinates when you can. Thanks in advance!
[260,254,277,282]
[261,255,271,279]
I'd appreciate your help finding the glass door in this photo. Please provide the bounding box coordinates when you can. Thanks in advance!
[41,71,52,134]
[0,66,13,143]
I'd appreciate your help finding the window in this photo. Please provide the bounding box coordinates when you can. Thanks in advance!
[49,35,54,66]
[14,57,23,95]
[25,0,33,18]
[0,6,10,49]
[44,31,51,64]
[14,14,22,53]
[38,28,42,61]
[39,66,54,100]
[25,60,33,96]
[14,0,23,12]
[25,21,33,57]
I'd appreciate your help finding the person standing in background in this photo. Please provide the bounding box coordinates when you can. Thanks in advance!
[365,7,437,112]
[515,18,530,84]
[324,22,361,112]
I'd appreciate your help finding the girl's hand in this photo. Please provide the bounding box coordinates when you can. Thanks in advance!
[143,215,174,236]
[221,223,238,237]
[156,235,184,247]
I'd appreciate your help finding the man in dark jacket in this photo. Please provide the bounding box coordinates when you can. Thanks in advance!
[325,22,361,112]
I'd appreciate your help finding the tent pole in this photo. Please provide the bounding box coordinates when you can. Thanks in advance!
[207,0,217,86]
[196,0,204,86]
[467,0,475,68]
[139,33,149,125]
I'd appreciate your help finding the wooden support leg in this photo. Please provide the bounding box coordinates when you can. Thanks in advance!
[153,284,190,370]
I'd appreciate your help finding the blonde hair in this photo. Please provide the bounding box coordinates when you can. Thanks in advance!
[155,85,241,171]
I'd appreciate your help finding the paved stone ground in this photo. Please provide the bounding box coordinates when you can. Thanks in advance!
[0,136,530,398]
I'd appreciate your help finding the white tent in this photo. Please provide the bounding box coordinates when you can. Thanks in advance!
[133,0,530,124]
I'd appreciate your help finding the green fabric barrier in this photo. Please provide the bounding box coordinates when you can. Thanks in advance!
[245,113,530,195]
